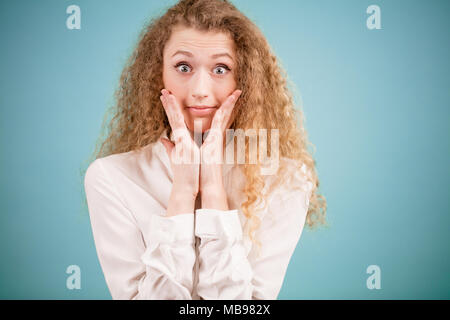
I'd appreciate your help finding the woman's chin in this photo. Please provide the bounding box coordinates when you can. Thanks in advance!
[187,117,213,133]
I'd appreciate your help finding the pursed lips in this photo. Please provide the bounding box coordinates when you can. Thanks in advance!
[187,105,217,109]
[185,105,218,116]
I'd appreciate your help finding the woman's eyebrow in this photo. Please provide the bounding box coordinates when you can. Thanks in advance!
[171,50,234,61]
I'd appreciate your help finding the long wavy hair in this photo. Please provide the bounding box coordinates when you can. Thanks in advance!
[81,0,328,250]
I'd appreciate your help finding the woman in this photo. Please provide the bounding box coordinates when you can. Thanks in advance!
[84,0,327,300]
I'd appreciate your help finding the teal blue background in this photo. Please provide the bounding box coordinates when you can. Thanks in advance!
[1,0,448,299]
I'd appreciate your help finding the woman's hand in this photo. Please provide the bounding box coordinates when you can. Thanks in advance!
[159,89,200,216]
[200,89,242,209]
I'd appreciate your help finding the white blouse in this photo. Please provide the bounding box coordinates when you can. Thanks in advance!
[84,129,313,300]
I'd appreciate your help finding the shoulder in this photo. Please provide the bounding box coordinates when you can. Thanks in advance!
[281,157,313,191]
[84,149,137,186]
[246,158,313,241]
[262,157,314,210]
[84,141,164,189]
[84,137,173,211]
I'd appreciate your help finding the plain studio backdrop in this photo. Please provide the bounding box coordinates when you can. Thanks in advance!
[0,0,448,299]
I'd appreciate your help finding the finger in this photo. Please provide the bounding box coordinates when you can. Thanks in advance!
[160,89,190,143]
[160,89,180,131]
[203,89,241,148]
[160,92,177,131]
[210,89,242,132]
[160,137,174,157]
[160,89,189,136]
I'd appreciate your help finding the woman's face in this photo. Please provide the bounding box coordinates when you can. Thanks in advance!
[162,25,237,134]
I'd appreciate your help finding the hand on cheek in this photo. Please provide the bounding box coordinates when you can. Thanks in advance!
[200,89,242,209]
[159,89,200,199]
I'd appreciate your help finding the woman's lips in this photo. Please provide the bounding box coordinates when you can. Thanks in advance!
[186,106,217,116]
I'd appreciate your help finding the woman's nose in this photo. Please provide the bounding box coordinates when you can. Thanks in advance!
[190,69,211,100]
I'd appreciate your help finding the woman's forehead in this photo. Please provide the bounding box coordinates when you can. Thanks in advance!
[164,27,235,58]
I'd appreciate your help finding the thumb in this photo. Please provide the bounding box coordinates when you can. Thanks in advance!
[160,137,174,158]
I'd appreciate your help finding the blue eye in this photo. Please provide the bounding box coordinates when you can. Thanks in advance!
[175,63,192,73]
[174,62,231,75]
[213,65,230,75]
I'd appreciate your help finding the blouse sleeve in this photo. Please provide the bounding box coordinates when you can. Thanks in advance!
[194,184,312,300]
[84,159,196,300]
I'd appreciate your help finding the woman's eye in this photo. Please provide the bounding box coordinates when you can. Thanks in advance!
[175,63,230,75]
[176,63,191,73]
[213,65,230,75]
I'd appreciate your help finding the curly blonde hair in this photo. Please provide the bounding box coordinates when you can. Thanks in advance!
[81,0,327,251]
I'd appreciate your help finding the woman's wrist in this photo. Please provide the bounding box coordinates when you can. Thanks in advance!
[172,182,198,199]
[201,186,229,211]
[166,185,197,217]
